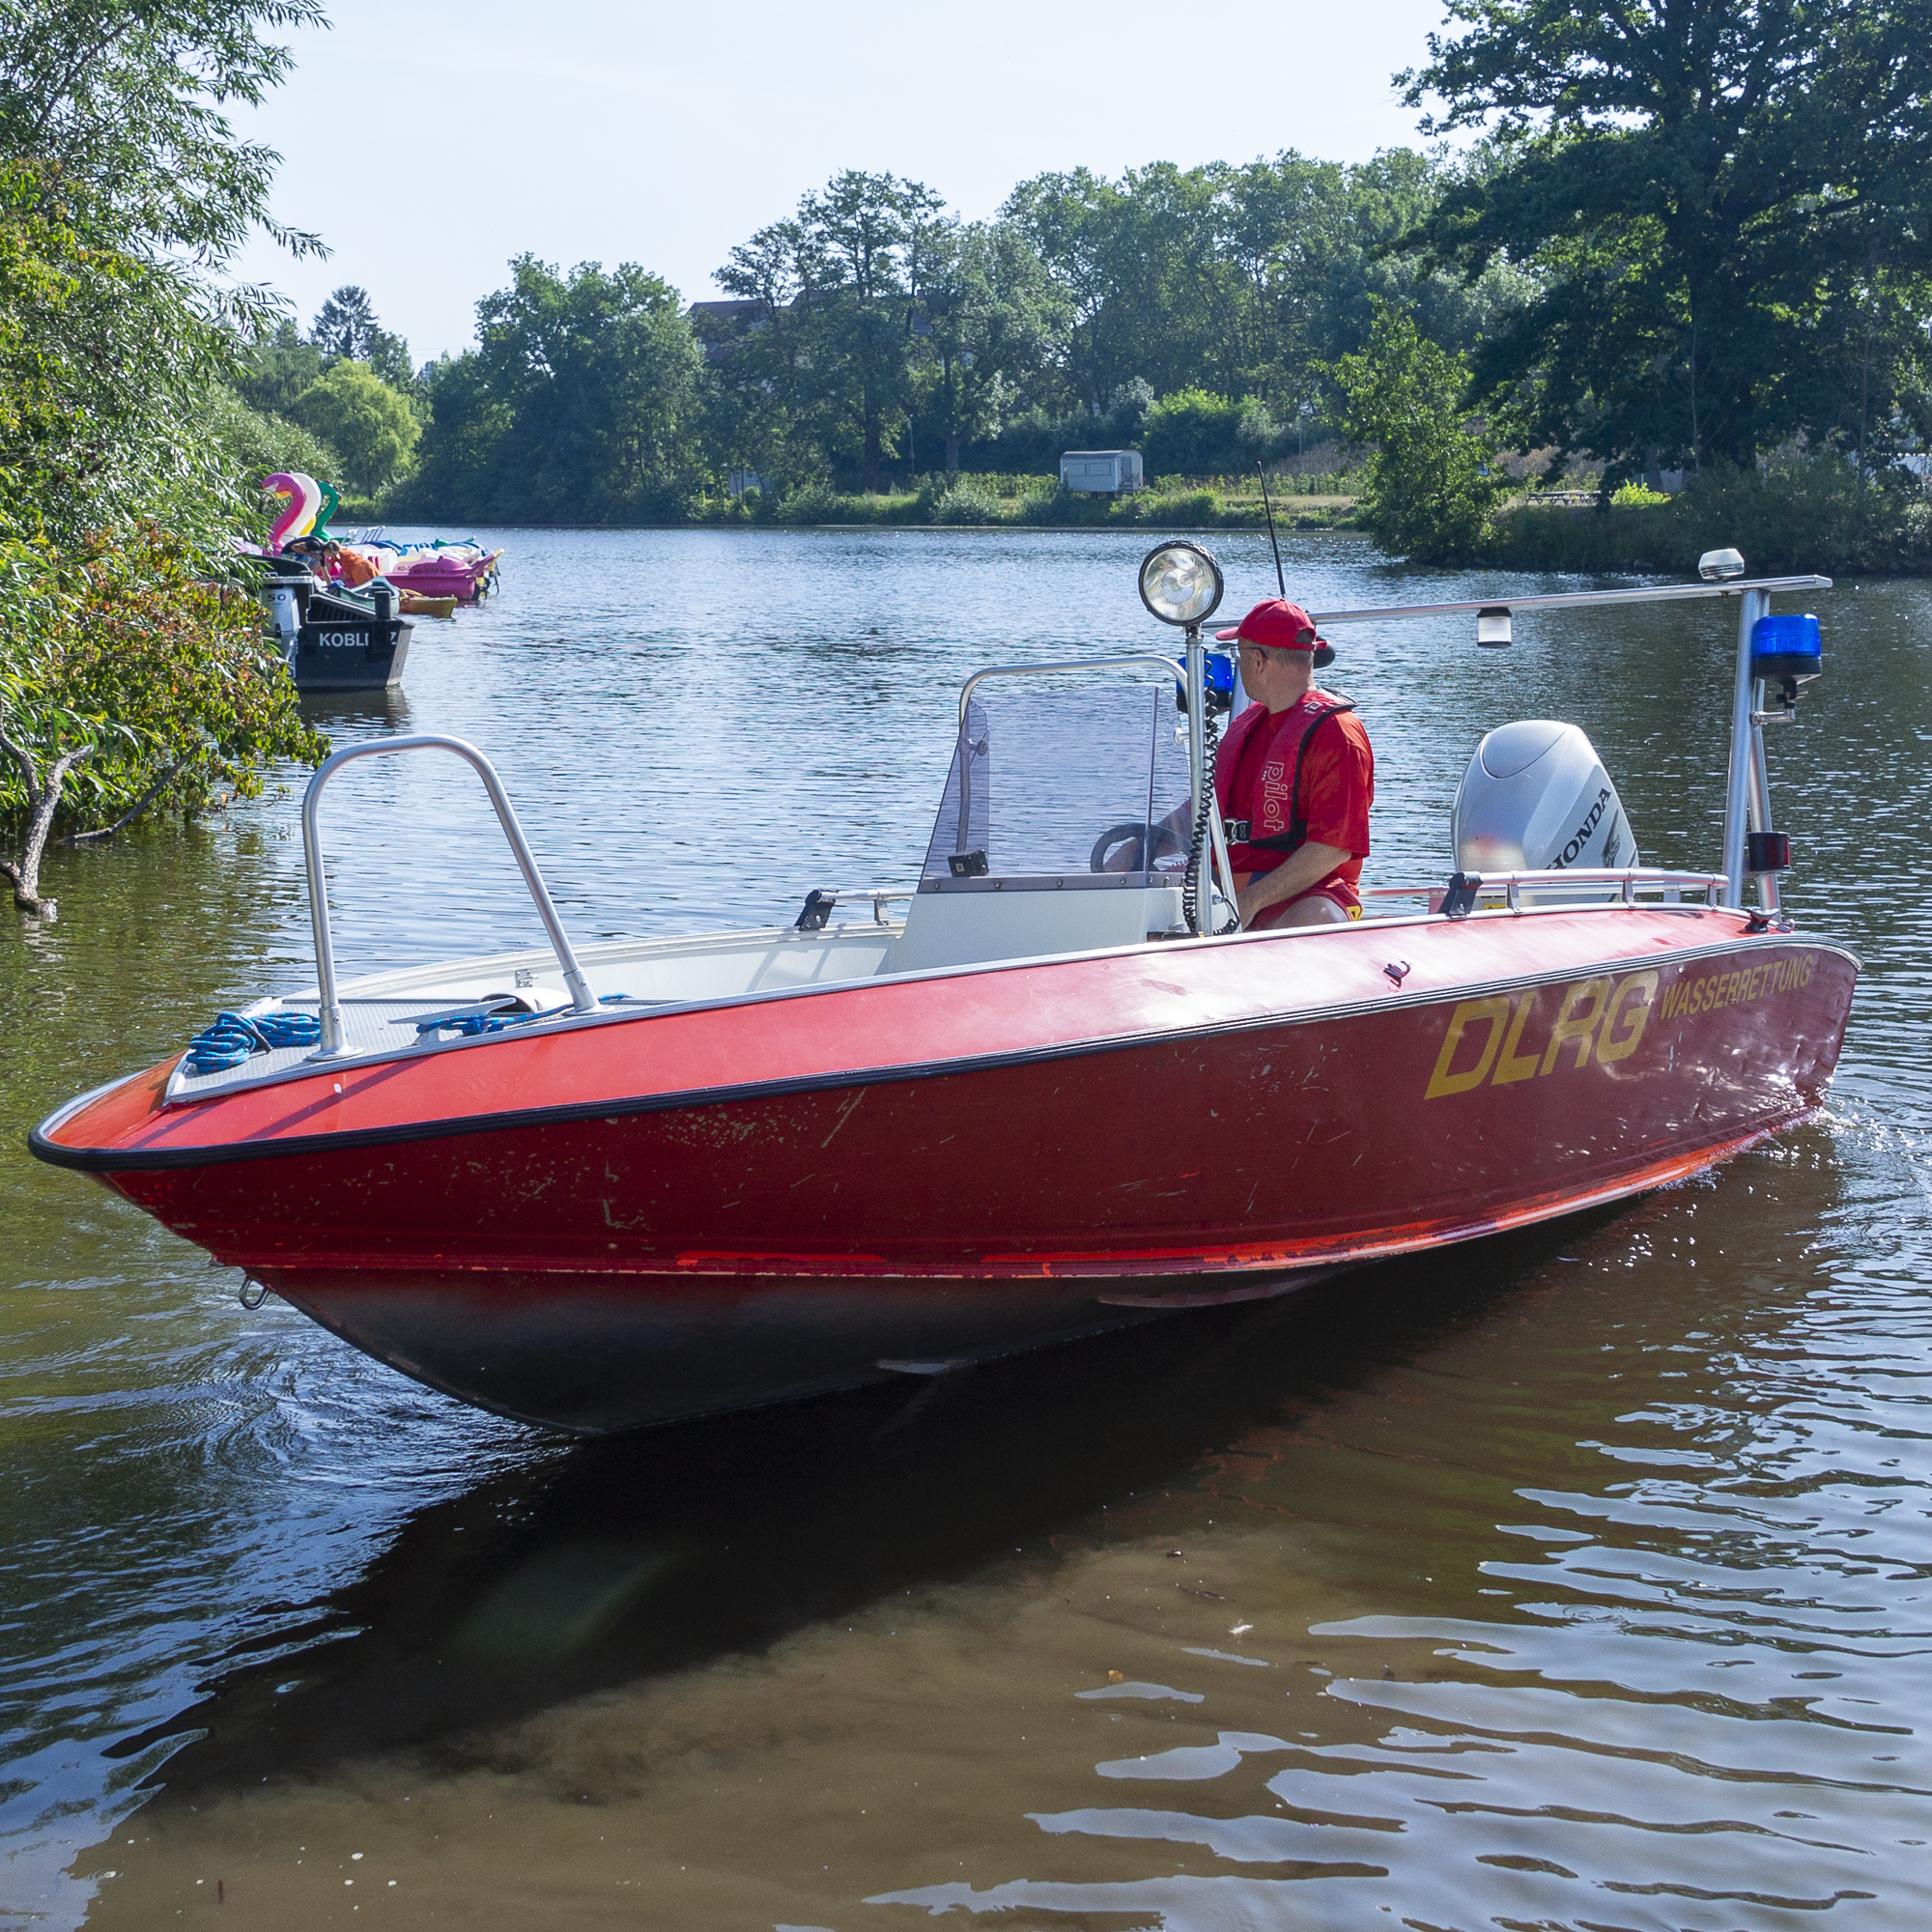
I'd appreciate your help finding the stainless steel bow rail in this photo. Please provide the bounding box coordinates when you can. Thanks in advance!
[1363,867,1730,912]
[300,734,597,1060]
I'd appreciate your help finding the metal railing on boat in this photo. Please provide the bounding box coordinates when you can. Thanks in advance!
[1363,866,1730,913]
[299,734,596,1061]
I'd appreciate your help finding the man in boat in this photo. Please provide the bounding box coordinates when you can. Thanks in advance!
[1210,598,1375,928]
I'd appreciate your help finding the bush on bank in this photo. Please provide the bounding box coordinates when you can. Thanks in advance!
[1490,458,1932,576]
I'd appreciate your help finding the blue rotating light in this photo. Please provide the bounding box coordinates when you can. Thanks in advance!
[1751,612,1822,683]
[1204,651,1235,698]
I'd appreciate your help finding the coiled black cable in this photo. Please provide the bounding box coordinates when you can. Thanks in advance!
[1182,711,1239,936]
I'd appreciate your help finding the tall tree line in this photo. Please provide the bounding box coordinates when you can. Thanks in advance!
[408,149,1538,518]
[409,0,1932,526]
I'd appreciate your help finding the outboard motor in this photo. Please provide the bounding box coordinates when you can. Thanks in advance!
[1452,721,1638,879]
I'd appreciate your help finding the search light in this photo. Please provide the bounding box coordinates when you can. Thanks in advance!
[1138,541,1224,627]
[1698,548,1746,582]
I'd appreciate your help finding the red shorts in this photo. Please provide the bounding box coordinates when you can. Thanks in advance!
[1236,872,1363,930]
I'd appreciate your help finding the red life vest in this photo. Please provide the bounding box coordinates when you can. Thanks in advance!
[1216,690,1358,877]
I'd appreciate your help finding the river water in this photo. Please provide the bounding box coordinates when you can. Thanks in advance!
[3,528,1928,1931]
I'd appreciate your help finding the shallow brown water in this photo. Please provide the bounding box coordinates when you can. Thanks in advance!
[3,532,1928,1930]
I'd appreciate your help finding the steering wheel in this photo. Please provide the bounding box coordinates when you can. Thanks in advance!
[1089,819,1185,872]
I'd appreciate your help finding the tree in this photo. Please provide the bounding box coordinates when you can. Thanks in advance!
[1336,301,1507,561]
[1141,388,1280,476]
[399,351,510,520]
[233,315,323,416]
[290,358,418,495]
[312,284,377,358]
[1000,152,1533,440]
[312,283,415,399]
[1003,163,1234,415]
[912,219,1066,473]
[0,163,236,546]
[0,0,325,269]
[1403,0,1932,479]
[714,171,943,493]
[0,0,332,919]
[407,258,701,523]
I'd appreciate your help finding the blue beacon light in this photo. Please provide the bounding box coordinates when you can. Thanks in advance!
[1750,612,1823,684]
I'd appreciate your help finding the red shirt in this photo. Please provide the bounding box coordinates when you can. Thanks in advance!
[1216,693,1374,902]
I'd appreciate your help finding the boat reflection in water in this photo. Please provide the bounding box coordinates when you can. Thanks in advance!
[30,545,1857,1433]
[84,1226,1596,1799]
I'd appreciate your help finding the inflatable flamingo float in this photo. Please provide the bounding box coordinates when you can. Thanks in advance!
[262,471,323,554]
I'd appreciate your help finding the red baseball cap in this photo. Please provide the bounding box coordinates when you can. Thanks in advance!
[1215,598,1322,651]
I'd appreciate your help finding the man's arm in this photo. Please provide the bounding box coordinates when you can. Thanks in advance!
[1236,841,1351,927]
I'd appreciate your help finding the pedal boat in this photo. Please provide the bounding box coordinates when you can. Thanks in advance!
[31,548,1858,1435]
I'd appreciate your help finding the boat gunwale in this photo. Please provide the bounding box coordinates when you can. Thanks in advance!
[138,893,1770,1116]
[27,922,1859,1178]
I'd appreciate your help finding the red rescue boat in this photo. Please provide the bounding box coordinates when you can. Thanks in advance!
[31,548,1856,1434]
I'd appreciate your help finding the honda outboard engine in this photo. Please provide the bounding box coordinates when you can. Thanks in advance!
[1452,721,1638,878]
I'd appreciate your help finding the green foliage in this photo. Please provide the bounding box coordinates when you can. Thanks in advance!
[289,358,418,496]
[311,284,415,397]
[202,385,340,494]
[1404,0,1932,479]
[232,315,323,416]
[999,151,1533,438]
[1336,301,1507,561]
[0,525,325,904]
[0,164,242,551]
[1609,480,1670,507]
[912,218,1067,474]
[1492,455,1932,574]
[0,526,321,812]
[0,0,329,909]
[928,478,1003,524]
[713,171,944,495]
[406,257,702,524]
[1140,389,1283,476]
[0,0,325,268]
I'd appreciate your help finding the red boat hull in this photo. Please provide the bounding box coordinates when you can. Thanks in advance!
[33,909,1856,1433]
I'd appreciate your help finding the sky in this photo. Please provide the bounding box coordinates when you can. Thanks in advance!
[227,0,1455,365]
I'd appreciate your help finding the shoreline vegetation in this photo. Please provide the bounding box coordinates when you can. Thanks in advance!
[355,455,1932,581]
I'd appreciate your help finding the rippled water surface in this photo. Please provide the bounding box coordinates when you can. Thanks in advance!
[3,528,1928,1930]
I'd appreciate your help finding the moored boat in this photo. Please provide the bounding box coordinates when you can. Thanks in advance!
[334,536,501,602]
[31,546,1856,1435]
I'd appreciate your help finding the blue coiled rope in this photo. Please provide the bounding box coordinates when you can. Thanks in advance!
[413,1002,571,1039]
[184,1009,323,1076]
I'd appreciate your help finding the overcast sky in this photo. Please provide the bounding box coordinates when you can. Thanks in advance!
[227,0,1454,365]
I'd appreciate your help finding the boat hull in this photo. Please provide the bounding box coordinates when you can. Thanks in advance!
[34,911,1857,1433]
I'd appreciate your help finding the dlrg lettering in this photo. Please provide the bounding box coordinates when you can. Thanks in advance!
[1425,952,1818,1100]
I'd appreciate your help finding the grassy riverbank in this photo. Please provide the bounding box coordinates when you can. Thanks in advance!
[678,472,1356,532]
[368,473,1357,533]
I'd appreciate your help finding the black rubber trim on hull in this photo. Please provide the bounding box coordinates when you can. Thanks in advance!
[27,934,1857,1177]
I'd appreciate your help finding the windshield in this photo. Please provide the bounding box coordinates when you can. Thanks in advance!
[920,687,1193,882]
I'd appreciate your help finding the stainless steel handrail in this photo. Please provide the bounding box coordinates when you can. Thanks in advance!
[300,734,597,1059]
[1363,866,1728,910]
[1305,575,1831,626]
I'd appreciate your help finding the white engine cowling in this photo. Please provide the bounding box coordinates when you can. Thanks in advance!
[1452,721,1639,876]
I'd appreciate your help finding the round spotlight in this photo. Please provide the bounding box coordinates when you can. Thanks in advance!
[1138,540,1224,627]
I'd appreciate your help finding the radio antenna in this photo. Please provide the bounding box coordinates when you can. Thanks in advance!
[1258,463,1287,597]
